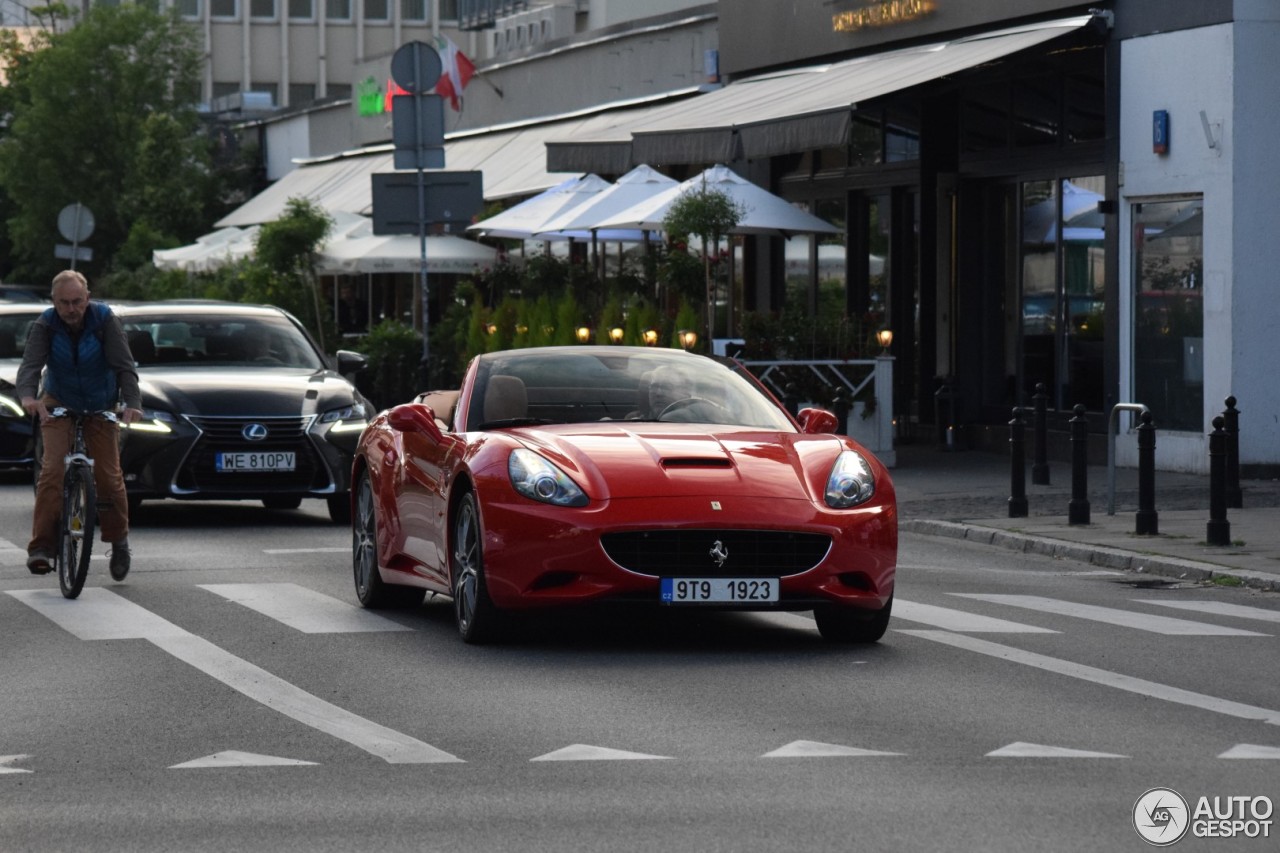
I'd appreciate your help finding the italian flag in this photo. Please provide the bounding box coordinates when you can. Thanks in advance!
[434,35,476,112]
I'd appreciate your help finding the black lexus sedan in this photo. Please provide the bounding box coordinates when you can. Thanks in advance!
[0,302,43,468]
[114,302,372,523]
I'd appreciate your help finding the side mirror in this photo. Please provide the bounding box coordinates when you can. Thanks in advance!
[797,406,839,435]
[387,403,443,441]
[335,349,368,374]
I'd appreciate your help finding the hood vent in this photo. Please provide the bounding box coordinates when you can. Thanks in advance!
[661,457,731,469]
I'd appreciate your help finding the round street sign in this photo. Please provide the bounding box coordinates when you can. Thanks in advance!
[390,41,442,94]
[57,203,95,243]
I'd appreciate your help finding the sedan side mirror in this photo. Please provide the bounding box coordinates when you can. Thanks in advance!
[797,406,839,435]
[335,349,368,374]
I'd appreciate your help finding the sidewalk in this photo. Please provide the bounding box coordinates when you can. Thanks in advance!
[890,443,1280,592]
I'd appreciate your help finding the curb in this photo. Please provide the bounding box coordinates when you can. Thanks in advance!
[901,519,1280,593]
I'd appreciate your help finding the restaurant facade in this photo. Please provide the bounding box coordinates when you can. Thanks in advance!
[548,0,1280,474]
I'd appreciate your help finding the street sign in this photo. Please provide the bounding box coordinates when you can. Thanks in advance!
[391,94,446,170]
[57,203,94,243]
[371,171,484,235]
[390,41,442,94]
[55,244,93,262]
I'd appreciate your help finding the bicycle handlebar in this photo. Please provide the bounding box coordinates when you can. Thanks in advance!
[48,407,120,424]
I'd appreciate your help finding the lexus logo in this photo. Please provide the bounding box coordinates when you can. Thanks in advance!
[709,540,728,568]
[242,423,269,441]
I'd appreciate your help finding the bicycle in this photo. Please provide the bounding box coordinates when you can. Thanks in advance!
[47,407,116,600]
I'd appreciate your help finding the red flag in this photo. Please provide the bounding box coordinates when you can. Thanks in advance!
[384,79,409,113]
[434,35,476,112]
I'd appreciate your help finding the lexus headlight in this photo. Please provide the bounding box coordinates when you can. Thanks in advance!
[320,403,369,434]
[121,408,177,434]
[0,393,24,419]
[508,448,587,507]
[824,450,875,508]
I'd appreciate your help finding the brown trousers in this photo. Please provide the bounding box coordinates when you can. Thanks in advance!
[28,396,129,555]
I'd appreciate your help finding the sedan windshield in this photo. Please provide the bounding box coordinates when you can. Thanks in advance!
[121,315,327,370]
[469,349,795,430]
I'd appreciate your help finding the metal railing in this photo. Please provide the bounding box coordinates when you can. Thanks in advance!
[458,0,529,29]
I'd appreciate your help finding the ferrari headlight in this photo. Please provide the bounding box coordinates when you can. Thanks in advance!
[824,450,875,508]
[0,393,24,419]
[320,403,369,433]
[121,408,177,434]
[508,448,587,507]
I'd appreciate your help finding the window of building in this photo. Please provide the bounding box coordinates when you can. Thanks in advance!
[885,107,920,163]
[212,82,240,99]
[327,83,352,100]
[849,115,881,167]
[1012,74,1060,148]
[325,0,350,18]
[289,83,316,105]
[289,0,313,19]
[364,0,388,19]
[961,82,1009,153]
[438,0,457,20]
[1133,198,1204,432]
[211,0,237,18]
[249,83,278,105]
[401,0,425,21]
[250,0,275,18]
[178,0,201,17]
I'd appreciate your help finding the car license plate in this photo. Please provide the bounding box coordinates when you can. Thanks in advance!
[661,577,779,604]
[216,451,296,472]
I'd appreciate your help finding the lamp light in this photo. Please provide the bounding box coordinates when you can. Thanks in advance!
[484,322,498,335]
[609,326,625,344]
[678,329,698,350]
[642,328,659,347]
[575,326,592,344]
[876,327,893,353]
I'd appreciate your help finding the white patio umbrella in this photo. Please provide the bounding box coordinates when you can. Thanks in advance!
[532,164,675,240]
[152,226,260,272]
[467,174,614,240]
[594,164,840,237]
[317,217,498,275]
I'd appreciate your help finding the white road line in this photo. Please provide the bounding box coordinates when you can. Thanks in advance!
[264,547,349,554]
[530,745,671,762]
[6,588,460,764]
[199,583,412,633]
[898,629,1280,726]
[951,594,1267,636]
[894,599,1057,633]
[1134,600,1280,624]
[986,742,1126,758]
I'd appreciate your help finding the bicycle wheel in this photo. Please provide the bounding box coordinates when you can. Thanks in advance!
[58,463,97,599]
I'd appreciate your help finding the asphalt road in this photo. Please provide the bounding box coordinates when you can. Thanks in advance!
[1,474,1277,852]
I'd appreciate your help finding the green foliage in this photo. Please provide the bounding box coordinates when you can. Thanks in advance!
[662,186,745,245]
[351,320,423,410]
[672,302,701,349]
[0,4,217,281]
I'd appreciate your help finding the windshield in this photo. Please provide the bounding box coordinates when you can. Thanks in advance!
[468,349,795,430]
[0,310,41,360]
[120,314,327,370]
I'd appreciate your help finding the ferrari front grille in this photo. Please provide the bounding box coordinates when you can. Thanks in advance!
[600,529,832,578]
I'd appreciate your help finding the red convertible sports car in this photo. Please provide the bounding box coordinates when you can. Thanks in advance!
[351,346,896,644]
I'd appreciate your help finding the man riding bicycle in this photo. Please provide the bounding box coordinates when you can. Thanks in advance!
[17,270,142,579]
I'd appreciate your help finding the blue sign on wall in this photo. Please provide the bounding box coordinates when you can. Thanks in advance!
[1153,109,1170,155]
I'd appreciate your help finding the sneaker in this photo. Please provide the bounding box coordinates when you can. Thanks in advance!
[108,537,131,581]
[26,551,53,575]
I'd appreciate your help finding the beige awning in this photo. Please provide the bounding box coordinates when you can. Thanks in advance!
[546,15,1092,170]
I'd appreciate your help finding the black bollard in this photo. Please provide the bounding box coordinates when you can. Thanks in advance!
[1223,396,1242,509]
[1009,407,1028,518]
[1207,415,1231,546]
[1068,404,1090,525]
[1031,382,1050,485]
[1135,410,1158,535]
[831,386,851,436]
[784,382,800,419]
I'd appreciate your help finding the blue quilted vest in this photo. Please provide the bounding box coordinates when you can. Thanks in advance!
[40,302,117,413]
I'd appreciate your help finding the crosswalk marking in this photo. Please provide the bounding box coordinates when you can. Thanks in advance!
[199,583,412,633]
[950,594,1267,636]
[762,741,902,758]
[171,751,318,769]
[899,629,1280,726]
[894,599,1057,633]
[0,755,33,775]
[1218,744,1280,759]
[1134,600,1280,624]
[986,742,1126,758]
[530,745,671,762]
[6,588,461,765]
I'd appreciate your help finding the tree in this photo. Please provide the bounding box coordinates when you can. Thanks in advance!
[0,4,215,281]
[662,184,744,348]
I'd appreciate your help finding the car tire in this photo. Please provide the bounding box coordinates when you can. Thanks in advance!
[450,490,503,644]
[352,469,423,609]
[327,493,351,525]
[263,496,303,510]
[814,594,893,644]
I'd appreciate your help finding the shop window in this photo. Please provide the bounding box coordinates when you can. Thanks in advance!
[1064,72,1105,143]
[961,82,1009,153]
[1133,199,1204,432]
[849,115,881,167]
[1012,74,1060,148]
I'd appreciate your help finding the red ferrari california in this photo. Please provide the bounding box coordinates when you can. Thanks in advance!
[350,346,896,644]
